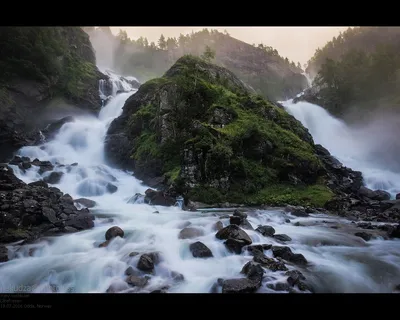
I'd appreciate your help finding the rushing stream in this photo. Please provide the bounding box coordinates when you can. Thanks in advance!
[0,73,399,294]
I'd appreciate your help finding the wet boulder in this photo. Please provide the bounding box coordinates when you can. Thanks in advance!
[252,250,288,271]
[0,164,95,244]
[216,225,252,254]
[388,224,400,239]
[290,209,310,217]
[127,193,145,204]
[171,271,185,282]
[35,161,54,175]
[0,246,9,262]
[396,193,400,200]
[285,270,306,287]
[216,224,252,245]
[354,232,372,241]
[41,207,57,223]
[373,190,391,201]
[64,212,95,230]
[126,275,150,287]
[213,221,223,231]
[255,225,275,237]
[229,215,254,230]
[273,234,292,242]
[233,209,247,219]
[224,238,248,254]
[105,226,124,240]
[241,261,264,283]
[179,227,204,239]
[267,282,292,292]
[106,183,118,194]
[147,252,162,265]
[222,278,261,293]
[28,180,48,188]
[189,241,213,258]
[18,161,32,170]
[144,188,175,206]
[74,198,97,208]
[137,254,155,272]
[9,156,23,165]
[43,171,64,184]
[271,246,308,266]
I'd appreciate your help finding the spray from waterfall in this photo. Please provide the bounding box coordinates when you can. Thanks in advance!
[281,99,400,197]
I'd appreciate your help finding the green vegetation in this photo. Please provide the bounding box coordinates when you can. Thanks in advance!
[85,27,305,100]
[306,27,400,117]
[125,55,329,207]
[201,45,216,63]
[0,27,99,103]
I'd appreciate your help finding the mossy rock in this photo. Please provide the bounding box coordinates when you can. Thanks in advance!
[105,55,333,207]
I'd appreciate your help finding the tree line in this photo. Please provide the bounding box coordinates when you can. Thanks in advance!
[311,27,400,117]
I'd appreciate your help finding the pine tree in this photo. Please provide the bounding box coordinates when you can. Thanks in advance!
[158,34,166,50]
[201,45,216,63]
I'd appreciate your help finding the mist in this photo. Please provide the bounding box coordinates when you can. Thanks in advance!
[343,108,400,173]
[110,26,350,66]
[85,28,118,71]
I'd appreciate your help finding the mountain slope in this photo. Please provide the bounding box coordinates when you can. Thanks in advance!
[85,28,308,101]
[299,27,400,120]
[0,27,104,161]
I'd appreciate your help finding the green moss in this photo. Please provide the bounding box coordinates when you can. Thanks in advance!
[187,181,333,207]
[62,57,97,99]
[125,55,329,206]
[165,166,181,183]
[188,186,224,204]
[245,183,334,207]
[133,131,161,160]
[0,27,99,103]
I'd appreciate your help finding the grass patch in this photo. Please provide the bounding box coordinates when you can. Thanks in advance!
[246,183,334,207]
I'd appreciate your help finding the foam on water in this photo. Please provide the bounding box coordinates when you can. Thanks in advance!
[281,99,400,197]
[0,74,399,294]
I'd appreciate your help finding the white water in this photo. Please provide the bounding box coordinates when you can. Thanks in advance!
[282,99,400,197]
[0,74,399,294]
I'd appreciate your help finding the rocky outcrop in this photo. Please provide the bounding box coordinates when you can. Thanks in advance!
[0,164,95,245]
[314,144,400,223]
[0,27,105,162]
[105,55,336,208]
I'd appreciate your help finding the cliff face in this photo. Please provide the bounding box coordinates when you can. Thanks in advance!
[0,27,104,162]
[105,55,334,208]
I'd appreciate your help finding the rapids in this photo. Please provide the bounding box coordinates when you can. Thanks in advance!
[0,73,399,294]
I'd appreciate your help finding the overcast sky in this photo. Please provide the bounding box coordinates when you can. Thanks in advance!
[110,26,350,65]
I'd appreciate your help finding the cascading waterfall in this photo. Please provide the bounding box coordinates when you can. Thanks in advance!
[0,73,399,294]
[281,99,400,198]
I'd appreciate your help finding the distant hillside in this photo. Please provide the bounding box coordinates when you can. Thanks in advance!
[299,27,400,120]
[306,27,400,79]
[84,27,308,101]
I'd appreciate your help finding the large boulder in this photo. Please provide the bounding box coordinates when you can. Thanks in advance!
[216,224,252,254]
[189,241,213,258]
